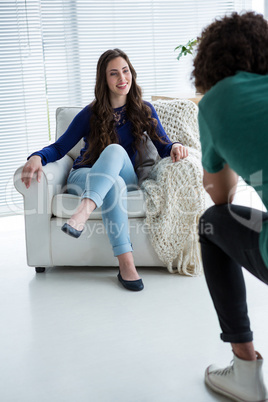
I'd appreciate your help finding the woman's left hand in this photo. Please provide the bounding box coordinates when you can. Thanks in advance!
[170,143,189,162]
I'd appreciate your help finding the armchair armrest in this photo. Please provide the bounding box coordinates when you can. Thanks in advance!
[14,154,73,206]
[13,155,73,267]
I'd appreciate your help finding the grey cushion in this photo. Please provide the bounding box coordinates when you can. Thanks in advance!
[134,133,160,186]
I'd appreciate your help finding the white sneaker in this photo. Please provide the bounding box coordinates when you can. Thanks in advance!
[205,352,268,402]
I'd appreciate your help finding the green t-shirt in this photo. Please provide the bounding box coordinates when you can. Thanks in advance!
[198,71,268,268]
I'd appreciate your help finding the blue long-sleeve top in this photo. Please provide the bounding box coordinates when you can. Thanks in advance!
[30,101,177,169]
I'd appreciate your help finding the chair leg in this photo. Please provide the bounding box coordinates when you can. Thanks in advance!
[35,267,46,273]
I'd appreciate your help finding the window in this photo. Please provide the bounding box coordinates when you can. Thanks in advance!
[1,1,48,215]
[1,0,252,215]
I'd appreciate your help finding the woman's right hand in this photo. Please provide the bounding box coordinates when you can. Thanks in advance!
[21,155,43,188]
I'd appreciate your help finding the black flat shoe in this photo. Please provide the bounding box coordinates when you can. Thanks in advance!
[117,272,144,291]
[61,223,84,238]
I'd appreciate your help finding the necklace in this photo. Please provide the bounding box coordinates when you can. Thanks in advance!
[113,105,127,126]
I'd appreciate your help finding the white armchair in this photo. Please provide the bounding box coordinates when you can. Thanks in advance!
[14,99,204,273]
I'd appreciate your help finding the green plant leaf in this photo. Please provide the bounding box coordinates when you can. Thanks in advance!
[174,38,198,61]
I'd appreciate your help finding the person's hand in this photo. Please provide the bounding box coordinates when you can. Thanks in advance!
[170,143,188,162]
[21,155,43,188]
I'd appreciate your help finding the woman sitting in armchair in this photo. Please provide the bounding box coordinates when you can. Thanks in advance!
[21,48,188,292]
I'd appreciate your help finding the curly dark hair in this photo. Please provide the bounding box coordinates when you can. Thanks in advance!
[192,11,268,94]
[81,48,165,166]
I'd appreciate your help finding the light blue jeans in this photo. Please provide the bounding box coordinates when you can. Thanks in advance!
[67,144,138,256]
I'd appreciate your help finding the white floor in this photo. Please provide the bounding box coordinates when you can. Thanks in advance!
[0,181,267,402]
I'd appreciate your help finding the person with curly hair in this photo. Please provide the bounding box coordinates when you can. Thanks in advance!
[21,48,188,292]
[192,11,268,401]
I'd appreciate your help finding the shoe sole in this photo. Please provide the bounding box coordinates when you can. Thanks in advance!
[205,368,249,402]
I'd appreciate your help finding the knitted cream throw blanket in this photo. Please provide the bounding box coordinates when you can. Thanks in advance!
[141,99,206,276]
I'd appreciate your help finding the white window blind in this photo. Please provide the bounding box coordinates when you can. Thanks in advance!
[0,0,48,215]
[40,0,252,138]
[1,0,252,215]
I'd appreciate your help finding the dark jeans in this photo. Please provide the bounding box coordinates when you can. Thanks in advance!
[199,204,268,343]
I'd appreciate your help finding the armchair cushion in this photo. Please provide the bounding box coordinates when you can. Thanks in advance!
[52,190,146,219]
[56,107,85,160]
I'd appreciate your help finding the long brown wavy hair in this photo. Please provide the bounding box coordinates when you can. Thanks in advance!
[81,48,167,166]
[192,11,268,94]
